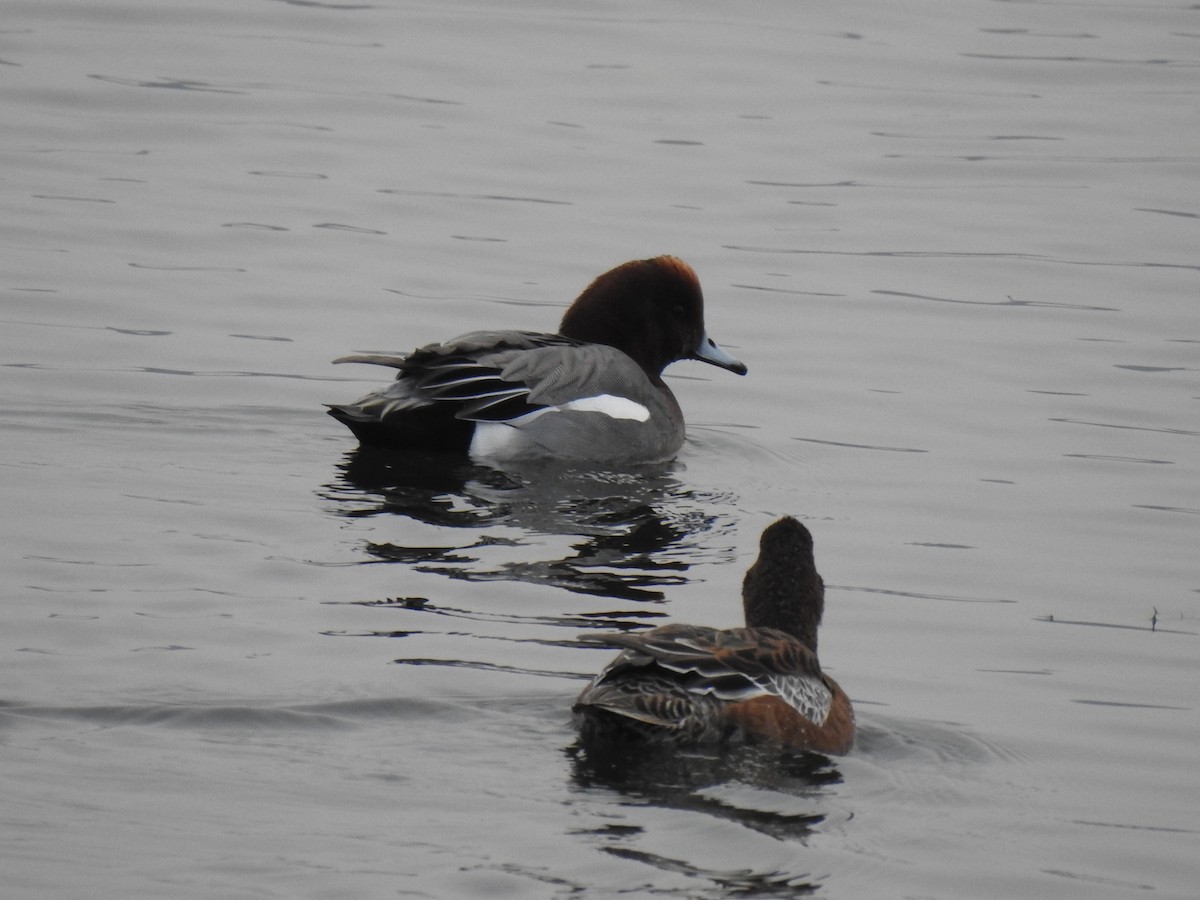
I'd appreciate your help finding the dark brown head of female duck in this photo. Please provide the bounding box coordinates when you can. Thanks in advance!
[741,515,825,654]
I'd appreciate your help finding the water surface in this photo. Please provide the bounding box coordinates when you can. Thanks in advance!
[3,1,1197,898]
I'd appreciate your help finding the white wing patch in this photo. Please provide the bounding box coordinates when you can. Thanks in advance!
[560,394,650,422]
[469,394,649,458]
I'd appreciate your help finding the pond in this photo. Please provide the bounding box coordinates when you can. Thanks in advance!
[3,1,1197,897]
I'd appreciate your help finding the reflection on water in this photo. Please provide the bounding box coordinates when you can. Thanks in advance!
[330,594,669,637]
[321,446,736,602]
[590,845,820,900]
[568,740,842,896]
[570,738,842,800]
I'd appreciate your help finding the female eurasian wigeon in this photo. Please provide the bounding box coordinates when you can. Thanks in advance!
[573,516,855,754]
[327,256,746,464]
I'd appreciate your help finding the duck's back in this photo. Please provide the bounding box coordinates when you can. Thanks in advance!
[572,624,852,752]
[328,331,684,461]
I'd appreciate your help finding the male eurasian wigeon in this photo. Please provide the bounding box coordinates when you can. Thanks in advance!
[327,256,746,464]
[573,516,855,754]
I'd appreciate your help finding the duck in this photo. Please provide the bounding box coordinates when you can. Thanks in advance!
[573,516,855,754]
[327,256,746,464]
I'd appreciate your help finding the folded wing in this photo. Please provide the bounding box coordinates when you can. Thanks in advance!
[575,623,834,735]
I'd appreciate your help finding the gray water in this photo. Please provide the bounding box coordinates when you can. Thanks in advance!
[3,1,1197,897]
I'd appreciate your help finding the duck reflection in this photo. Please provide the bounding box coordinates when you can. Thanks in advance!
[568,737,842,843]
[322,446,734,602]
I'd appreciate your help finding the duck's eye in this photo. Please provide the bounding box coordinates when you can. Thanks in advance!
[671,304,685,318]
